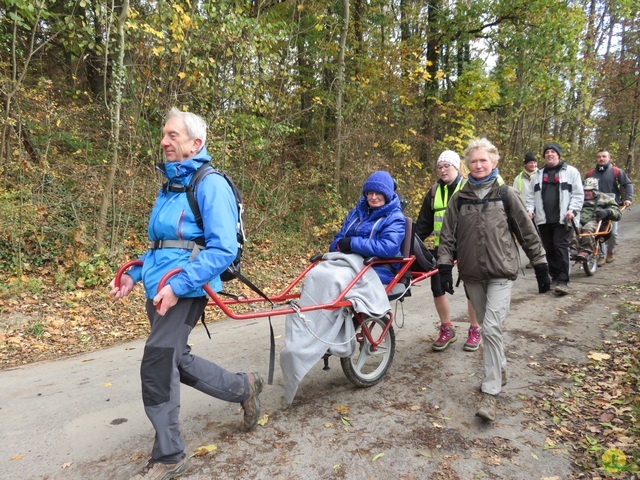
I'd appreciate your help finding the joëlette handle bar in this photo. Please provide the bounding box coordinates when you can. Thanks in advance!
[114,256,436,321]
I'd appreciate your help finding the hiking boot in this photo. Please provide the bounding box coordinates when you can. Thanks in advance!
[554,281,570,296]
[476,393,497,422]
[241,372,263,430]
[432,325,457,352]
[597,255,606,267]
[606,252,615,263]
[130,457,189,480]
[463,327,482,352]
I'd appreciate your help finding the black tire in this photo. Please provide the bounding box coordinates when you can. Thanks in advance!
[340,315,395,388]
[583,254,598,276]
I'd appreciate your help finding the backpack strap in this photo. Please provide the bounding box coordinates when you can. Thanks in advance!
[586,166,620,181]
[457,185,513,234]
[187,162,215,231]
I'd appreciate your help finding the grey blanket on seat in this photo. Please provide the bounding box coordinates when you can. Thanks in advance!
[280,252,391,404]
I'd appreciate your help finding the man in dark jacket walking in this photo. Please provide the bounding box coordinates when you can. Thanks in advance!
[526,143,584,296]
[585,150,633,265]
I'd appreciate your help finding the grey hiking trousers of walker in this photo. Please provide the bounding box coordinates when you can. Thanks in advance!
[465,279,513,396]
[142,297,251,463]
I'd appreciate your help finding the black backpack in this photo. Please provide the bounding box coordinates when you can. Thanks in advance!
[184,162,244,281]
[457,184,521,242]
[163,163,270,300]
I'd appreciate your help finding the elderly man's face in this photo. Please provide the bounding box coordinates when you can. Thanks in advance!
[468,149,496,181]
[596,151,610,166]
[160,116,200,162]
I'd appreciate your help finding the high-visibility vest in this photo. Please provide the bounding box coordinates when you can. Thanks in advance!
[515,171,525,192]
[432,179,465,246]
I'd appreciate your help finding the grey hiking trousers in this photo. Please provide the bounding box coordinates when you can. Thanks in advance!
[142,297,251,463]
[465,279,512,396]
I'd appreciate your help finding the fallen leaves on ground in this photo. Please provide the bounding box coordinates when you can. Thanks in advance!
[192,444,217,457]
[0,253,309,369]
[531,298,640,478]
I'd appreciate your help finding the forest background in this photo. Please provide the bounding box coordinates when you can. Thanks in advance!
[1,1,639,476]
[0,0,639,357]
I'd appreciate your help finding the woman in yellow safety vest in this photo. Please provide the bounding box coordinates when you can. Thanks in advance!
[415,150,481,352]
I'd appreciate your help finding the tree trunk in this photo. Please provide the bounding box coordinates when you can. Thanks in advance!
[296,11,312,147]
[96,0,129,250]
[334,0,349,191]
[353,0,364,75]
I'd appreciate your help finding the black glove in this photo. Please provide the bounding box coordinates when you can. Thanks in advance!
[438,264,454,295]
[533,264,551,293]
[595,209,609,220]
[337,237,352,253]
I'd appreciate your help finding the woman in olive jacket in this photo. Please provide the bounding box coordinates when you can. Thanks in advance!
[436,138,550,423]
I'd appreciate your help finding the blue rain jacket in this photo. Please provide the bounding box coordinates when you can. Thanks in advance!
[126,148,238,299]
[330,194,406,284]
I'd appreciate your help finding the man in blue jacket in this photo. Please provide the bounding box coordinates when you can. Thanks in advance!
[110,108,262,480]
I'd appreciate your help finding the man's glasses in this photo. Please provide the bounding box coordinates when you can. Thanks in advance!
[436,163,452,171]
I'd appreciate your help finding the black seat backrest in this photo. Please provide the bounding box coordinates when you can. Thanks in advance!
[401,217,414,258]
[407,218,436,272]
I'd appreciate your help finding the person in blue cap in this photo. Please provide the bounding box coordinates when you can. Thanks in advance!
[330,170,406,283]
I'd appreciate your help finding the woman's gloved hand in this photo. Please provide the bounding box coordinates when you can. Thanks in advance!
[438,264,454,295]
[337,237,352,253]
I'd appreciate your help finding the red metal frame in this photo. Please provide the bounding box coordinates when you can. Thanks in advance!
[115,256,437,322]
[352,311,393,351]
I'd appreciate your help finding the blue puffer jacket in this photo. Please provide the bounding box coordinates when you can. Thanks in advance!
[330,194,406,284]
[126,148,238,299]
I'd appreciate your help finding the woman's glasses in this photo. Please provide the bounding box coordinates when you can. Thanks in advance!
[436,163,452,171]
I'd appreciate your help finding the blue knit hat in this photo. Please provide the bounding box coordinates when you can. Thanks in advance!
[362,171,395,203]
